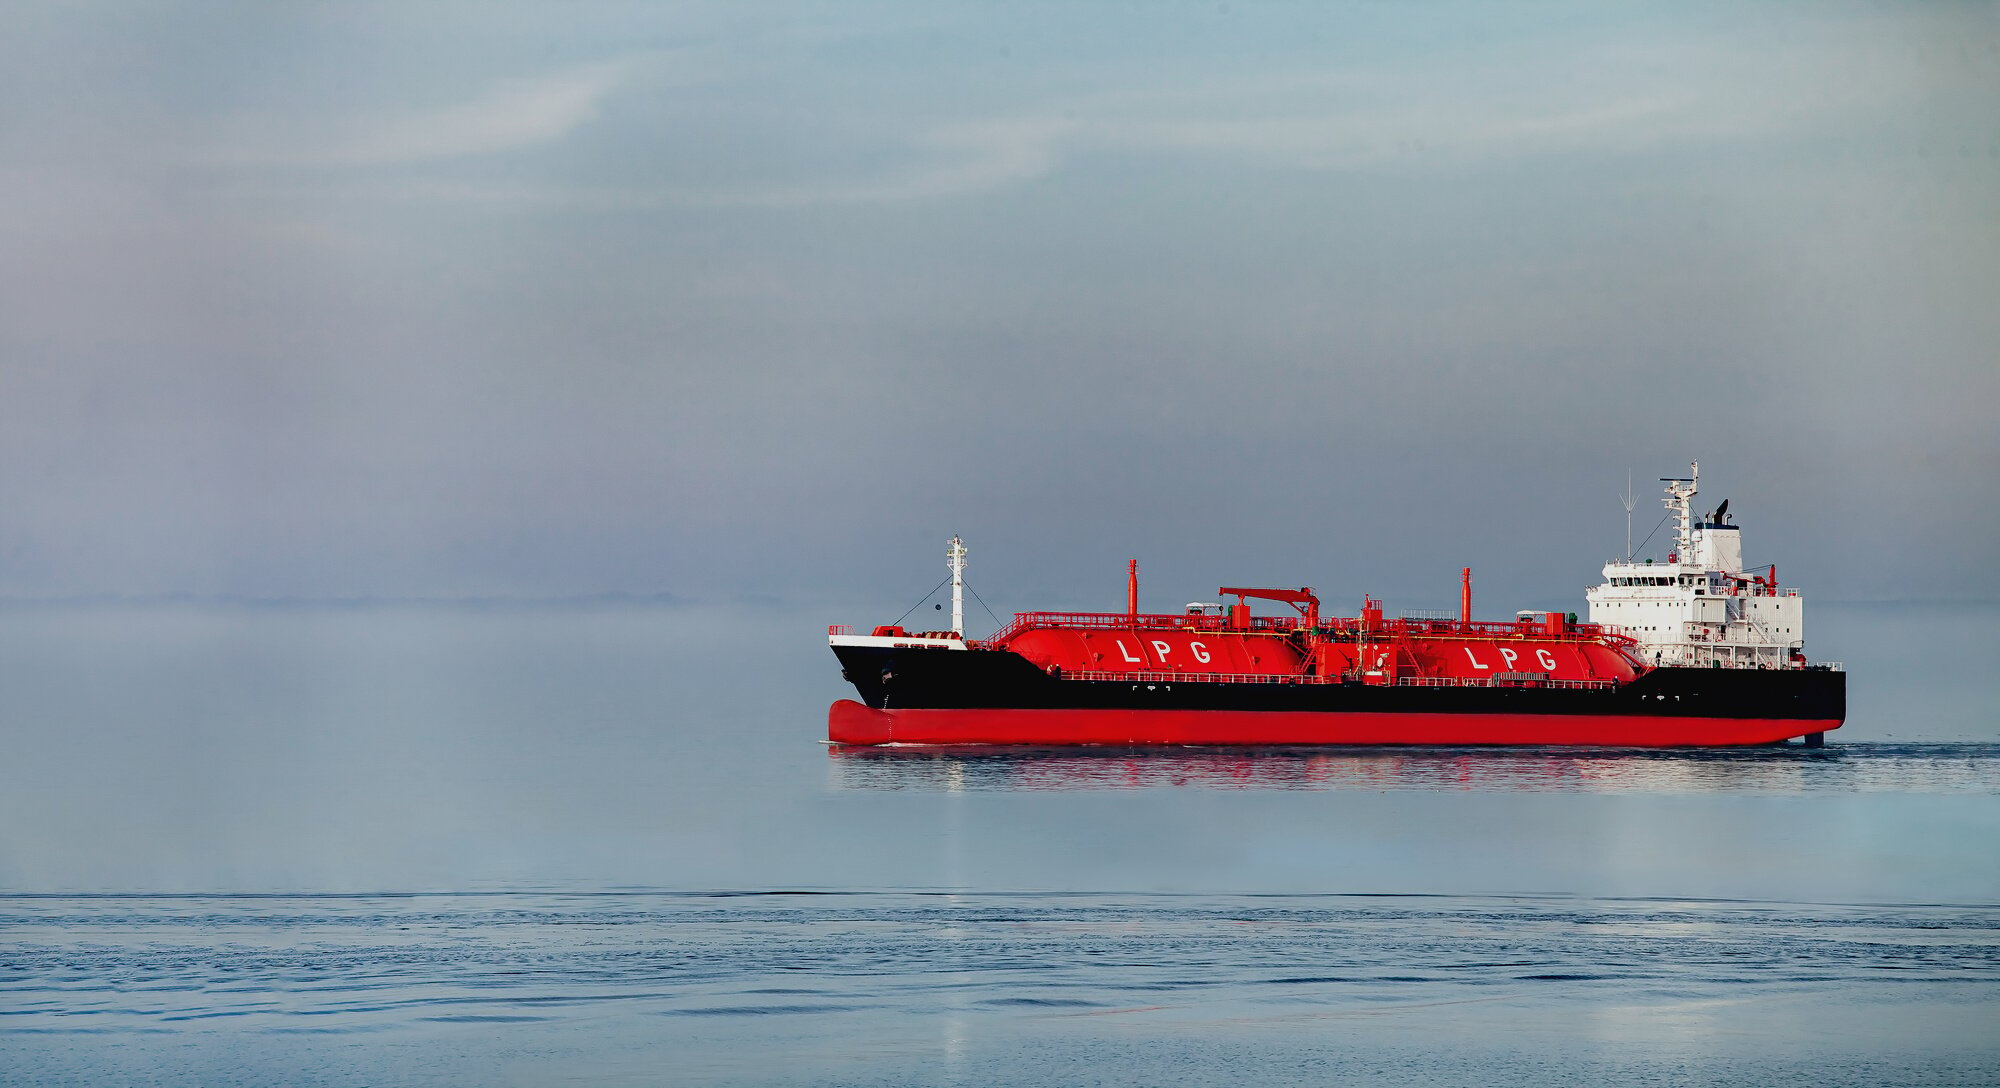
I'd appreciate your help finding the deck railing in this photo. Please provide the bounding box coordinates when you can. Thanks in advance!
[981,611,1304,645]
[1052,669,1618,690]
[1395,675,1616,690]
[981,610,1636,649]
[1059,669,1315,685]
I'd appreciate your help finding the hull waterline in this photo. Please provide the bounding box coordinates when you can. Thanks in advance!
[829,700,1838,748]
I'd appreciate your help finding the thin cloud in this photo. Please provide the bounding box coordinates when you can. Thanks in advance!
[1106,91,1715,169]
[701,117,1079,207]
[249,117,1079,210]
[230,61,629,168]
[218,17,1963,209]
[655,41,1893,207]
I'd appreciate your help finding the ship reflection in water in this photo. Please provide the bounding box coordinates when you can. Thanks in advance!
[827,742,1999,794]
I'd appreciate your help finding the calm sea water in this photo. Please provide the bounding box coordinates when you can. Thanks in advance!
[1,602,1996,1085]
[6,889,1997,1087]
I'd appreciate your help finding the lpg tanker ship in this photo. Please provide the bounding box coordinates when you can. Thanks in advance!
[826,464,1845,747]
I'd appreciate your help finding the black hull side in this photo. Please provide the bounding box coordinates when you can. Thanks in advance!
[833,645,1846,724]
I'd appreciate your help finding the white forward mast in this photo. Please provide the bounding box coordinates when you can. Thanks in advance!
[947,535,967,636]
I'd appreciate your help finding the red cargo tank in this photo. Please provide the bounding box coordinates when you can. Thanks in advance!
[1404,638,1640,683]
[1003,627,1304,675]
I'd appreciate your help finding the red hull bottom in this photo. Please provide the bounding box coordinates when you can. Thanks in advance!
[827,700,1838,748]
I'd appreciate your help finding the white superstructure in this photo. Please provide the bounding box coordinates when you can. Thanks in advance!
[1585,462,1807,669]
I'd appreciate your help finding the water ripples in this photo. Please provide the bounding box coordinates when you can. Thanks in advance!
[828,742,2000,793]
[4,891,1996,1036]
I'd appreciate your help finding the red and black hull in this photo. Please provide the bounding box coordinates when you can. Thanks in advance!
[828,644,1845,747]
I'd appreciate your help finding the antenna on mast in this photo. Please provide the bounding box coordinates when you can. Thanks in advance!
[1619,469,1636,561]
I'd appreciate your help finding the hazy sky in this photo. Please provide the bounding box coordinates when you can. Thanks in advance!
[2,2,1995,612]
